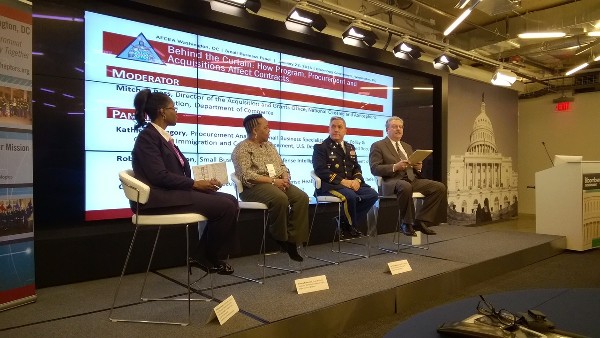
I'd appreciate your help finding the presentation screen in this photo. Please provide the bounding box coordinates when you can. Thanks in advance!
[84,12,393,221]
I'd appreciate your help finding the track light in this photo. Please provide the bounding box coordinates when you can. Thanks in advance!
[444,0,480,36]
[433,53,460,71]
[565,62,589,76]
[210,0,261,14]
[491,68,517,87]
[342,21,378,47]
[285,3,326,32]
[517,32,566,39]
[392,40,423,60]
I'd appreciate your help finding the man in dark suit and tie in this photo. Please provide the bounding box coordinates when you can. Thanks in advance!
[312,117,379,237]
[369,116,446,236]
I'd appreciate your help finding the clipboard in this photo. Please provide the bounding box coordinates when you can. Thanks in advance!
[408,149,432,163]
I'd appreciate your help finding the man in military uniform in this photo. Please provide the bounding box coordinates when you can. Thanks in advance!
[312,117,379,237]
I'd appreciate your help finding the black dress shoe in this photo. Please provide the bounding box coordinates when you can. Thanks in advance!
[400,223,417,237]
[344,225,363,238]
[211,259,235,275]
[335,217,363,238]
[188,258,217,275]
[414,220,437,235]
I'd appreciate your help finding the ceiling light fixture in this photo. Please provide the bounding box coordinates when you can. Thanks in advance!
[491,68,518,87]
[454,0,472,9]
[210,0,261,14]
[444,0,480,36]
[587,31,600,37]
[517,32,566,39]
[392,40,423,60]
[285,3,326,32]
[433,52,460,71]
[565,62,589,76]
[342,21,378,47]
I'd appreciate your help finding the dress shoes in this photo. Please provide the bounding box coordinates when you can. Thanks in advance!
[400,223,417,237]
[414,220,437,235]
[342,225,363,238]
[334,216,362,238]
[189,255,234,275]
[211,259,235,275]
[188,258,217,275]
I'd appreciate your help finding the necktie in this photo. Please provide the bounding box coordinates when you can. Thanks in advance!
[168,139,185,167]
[395,142,403,158]
[396,141,415,181]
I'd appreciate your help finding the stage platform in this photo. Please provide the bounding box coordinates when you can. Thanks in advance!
[0,223,566,337]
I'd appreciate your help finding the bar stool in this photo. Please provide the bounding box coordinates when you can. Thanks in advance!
[230,173,300,284]
[109,169,212,326]
[306,170,371,265]
[374,176,430,253]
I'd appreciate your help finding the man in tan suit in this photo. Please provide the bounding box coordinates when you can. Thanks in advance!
[369,116,446,236]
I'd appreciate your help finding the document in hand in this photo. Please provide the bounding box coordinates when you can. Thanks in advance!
[192,162,229,184]
[408,150,433,163]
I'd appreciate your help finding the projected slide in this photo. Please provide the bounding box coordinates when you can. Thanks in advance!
[84,12,393,221]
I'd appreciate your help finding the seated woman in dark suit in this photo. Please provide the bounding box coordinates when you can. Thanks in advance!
[131,89,238,274]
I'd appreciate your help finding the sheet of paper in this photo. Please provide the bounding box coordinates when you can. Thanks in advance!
[295,275,329,294]
[192,162,228,184]
[388,259,412,275]
[408,149,433,163]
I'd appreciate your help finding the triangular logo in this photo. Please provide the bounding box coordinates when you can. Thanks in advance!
[116,33,165,65]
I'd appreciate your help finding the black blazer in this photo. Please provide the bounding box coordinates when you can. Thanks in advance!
[131,124,195,210]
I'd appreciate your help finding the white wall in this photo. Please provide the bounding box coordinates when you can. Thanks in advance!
[518,91,600,214]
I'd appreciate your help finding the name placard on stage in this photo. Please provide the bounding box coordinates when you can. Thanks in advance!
[207,295,239,325]
[388,259,412,275]
[295,275,329,294]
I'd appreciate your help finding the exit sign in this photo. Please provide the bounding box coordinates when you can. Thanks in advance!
[555,101,571,111]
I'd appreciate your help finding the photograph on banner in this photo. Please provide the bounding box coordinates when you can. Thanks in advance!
[0,238,35,304]
[0,130,32,185]
[0,87,32,130]
[0,187,33,238]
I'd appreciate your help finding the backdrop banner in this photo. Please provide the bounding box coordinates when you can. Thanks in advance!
[0,0,36,311]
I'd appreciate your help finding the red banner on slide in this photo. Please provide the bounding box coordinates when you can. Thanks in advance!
[105,107,383,137]
[102,31,388,99]
[106,66,384,113]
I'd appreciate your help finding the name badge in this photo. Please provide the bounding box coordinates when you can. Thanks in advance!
[266,164,276,178]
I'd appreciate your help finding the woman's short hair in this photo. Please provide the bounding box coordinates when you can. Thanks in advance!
[243,113,263,135]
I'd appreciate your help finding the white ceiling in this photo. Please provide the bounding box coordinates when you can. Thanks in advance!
[256,0,600,94]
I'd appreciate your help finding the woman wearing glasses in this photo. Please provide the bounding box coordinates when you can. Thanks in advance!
[131,89,238,275]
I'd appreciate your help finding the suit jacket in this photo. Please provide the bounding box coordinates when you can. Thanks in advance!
[369,138,422,196]
[312,137,367,193]
[131,124,195,210]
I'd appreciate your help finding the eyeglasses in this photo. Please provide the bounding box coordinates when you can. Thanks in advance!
[164,106,178,112]
[477,295,517,329]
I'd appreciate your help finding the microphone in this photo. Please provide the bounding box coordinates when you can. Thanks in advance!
[541,141,554,166]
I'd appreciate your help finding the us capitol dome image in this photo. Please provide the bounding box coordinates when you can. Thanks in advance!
[447,94,518,226]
